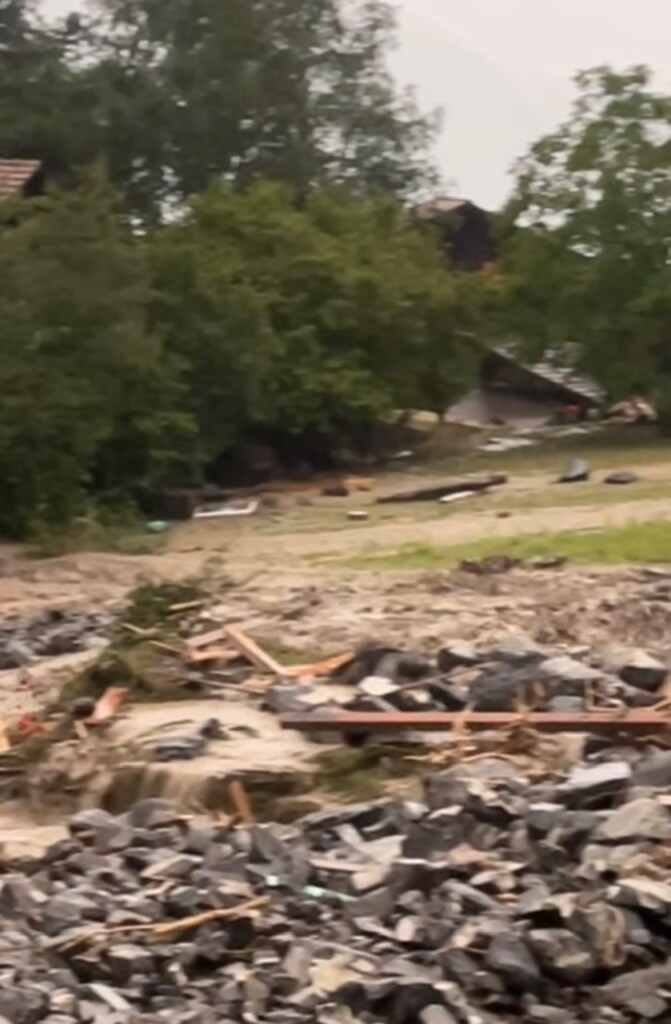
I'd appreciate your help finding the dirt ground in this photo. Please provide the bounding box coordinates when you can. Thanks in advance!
[1,456,671,613]
[2,442,671,856]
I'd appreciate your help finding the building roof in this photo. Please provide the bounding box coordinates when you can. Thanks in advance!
[492,343,605,404]
[415,196,472,219]
[0,159,42,198]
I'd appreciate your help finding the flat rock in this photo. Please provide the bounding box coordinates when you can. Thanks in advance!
[558,761,631,808]
[604,471,639,485]
[488,634,545,665]
[485,933,542,991]
[594,797,671,842]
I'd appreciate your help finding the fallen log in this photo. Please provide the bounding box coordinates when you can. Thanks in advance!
[280,709,671,736]
[376,475,507,504]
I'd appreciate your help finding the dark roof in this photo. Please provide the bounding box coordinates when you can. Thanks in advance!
[492,343,605,404]
[415,196,473,219]
[0,159,42,198]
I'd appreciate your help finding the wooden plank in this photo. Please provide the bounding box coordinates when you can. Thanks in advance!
[228,780,255,824]
[286,651,354,679]
[280,710,671,736]
[86,687,128,725]
[187,647,240,665]
[186,627,227,650]
[225,625,284,676]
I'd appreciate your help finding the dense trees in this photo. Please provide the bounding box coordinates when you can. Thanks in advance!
[500,67,671,397]
[0,174,482,534]
[4,0,669,539]
[1,0,437,221]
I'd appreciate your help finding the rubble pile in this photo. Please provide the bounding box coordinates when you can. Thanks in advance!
[6,756,671,1024]
[0,610,111,670]
[268,635,668,722]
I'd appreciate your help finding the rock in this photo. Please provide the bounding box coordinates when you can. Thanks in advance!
[594,797,671,842]
[614,877,671,913]
[321,484,349,498]
[489,634,545,665]
[125,799,181,830]
[631,750,671,787]
[347,510,369,521]
[557,761,631,808]
[604,471,639,485]
[0,989,49,1024]
[605,648,667,693]
[436,642,479,673]
[558,459,590,483]
[538,656,603,695]
[469,666,534,711]
[528,928,596,983]
[485,933,542,991]
[601,963,671,1014]
[419,1008,458,1024]
[548,696,585,712]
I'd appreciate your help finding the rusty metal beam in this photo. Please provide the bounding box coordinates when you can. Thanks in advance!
[280,710,671,736]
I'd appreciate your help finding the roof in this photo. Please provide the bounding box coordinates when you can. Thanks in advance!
[492,343,605,404]
[0,159,42,198]
[415,196,472,219]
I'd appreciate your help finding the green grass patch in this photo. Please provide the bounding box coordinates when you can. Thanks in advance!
[348,520,671,570]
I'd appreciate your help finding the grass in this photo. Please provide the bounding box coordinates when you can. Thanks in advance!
[420,424,671,477]
[347,519,671,570]
[29,516,164,558]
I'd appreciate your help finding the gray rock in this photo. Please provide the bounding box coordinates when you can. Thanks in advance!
[601,963,671,1012]
[632,750,671,787]
[539,656,602,695]
[528,928,596,983]
[125,799,181,830]
[558,761,631,808]
[0,989,49,1024]
[469,666,533,711]
[594,798,671,842]
[436,643,479,673]
[621,651,667,692]
[613,877,671,913]
[419,1008,458,1024]
[485,933,542,991]
[558,459,590,483]
[604,471,639,485]
[489,634,545,665]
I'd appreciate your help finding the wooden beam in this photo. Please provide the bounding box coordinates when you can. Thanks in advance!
[280,710,671,736]
[225,625,285,676]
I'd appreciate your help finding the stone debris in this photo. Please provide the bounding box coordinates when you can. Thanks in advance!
[2,768,671,1024]
[0,609,112,669]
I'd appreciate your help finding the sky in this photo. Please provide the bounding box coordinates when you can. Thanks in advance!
[42,0,671,209]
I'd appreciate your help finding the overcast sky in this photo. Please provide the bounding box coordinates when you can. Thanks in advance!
[42,0,671,209]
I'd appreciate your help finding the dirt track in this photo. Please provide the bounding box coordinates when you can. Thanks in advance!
[0,461,670,613]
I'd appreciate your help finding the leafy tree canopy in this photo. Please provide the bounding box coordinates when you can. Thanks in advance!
[502,66,671,396]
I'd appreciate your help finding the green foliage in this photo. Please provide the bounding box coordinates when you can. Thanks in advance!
[0,172,191,536]
[502,66,671,397]
[3,0,436,222]
[0,1,487,540]
[0,171,481,538]
[347,520,671,570]
[151,182,480,457]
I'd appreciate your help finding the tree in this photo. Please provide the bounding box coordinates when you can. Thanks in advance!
[34,0,434,221]
[150,182,477,466]
[0,173,190,536]
[502,66,671,397]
